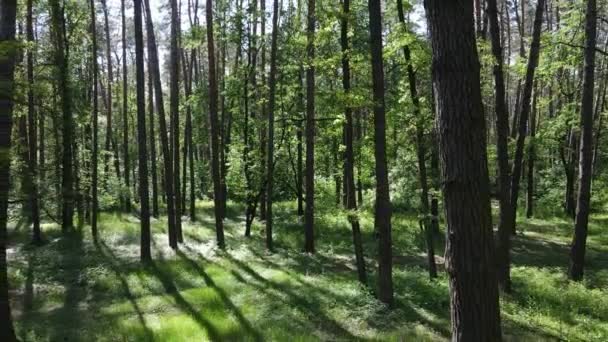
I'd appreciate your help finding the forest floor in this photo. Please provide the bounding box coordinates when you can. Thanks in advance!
[7,199,608,341]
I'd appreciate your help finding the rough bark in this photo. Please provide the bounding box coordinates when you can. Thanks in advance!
[424,0,502,339]
[170,0,183,243]
[134,0,151,262]
[569,0,596,281]
[368,0,393,305]
[207,0,226,249]
[0,0,18,337]
[304,0,316,253]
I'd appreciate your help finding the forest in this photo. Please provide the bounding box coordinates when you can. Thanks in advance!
[0,0,607,340]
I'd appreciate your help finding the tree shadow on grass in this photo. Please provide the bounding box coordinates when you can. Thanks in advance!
[215,249,360,340]
[145,256,223,341]
[96,240,154,341]
[176,250,263,342]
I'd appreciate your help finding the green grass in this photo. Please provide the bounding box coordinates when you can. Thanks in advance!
[7,200,608,341]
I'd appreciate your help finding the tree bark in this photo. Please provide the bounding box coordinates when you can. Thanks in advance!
[207,0,226,249]
[170,0,183,243]
[424,0,502,339]
[90,0,100,243]
[342,0,367,285]
[304,0,316,253]
[148,54,159,217]
[509,0,545,236]
[0,0,18,337]
[368,0,393,306]
[122,0,132,212]
[134,0,151,262]
[526,83,538,218]
[569,0,596,281]
[488,0,514,292]
[143,0,178,248]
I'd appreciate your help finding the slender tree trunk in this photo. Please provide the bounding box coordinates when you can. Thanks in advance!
[134,0,151,262]
[265,0,280,251]
[342,0,367,285]
[368,0,393,305]
[509,0,545,236]
[304,0,316,253]
[50,0,74,232]
[526,83,538,218]
[0,0,18,337]
[148,56,159,217]
[122,0,131,212]
[488,0,514,292]
[297,67,304,216]
[207,0,226,249]
[170,0,183,243]
[397,0,436,280]
[101,0,117,189]
[259,0,267,222]
[569,0,596,281]
[90,0,100,243]
[424,0,502,339]
[144,0,178,248]
[26,0,41,244]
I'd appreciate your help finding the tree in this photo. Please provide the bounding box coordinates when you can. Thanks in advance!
[207,0,226,249]
[143,0,178,249]
[265,0,280,251]
[367,0,393,305]
[50,0,75,232]
[509,0,545,236]
[170,0,183,243]
[122,0,131,212]
[569,0,597,281]
[304,0,316,253]
[341,0,366,285]
[396,0,436,280]
[26,0,41,244]
[488,0,514,292]
[134,0,151,262]
[0,0,18,337]
[424,0,502,339]
[90,0,100,243]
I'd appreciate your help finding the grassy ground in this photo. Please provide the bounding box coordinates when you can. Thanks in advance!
[7,199,608,341]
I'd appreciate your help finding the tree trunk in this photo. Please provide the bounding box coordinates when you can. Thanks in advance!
[509,0,544,236]
[569,0,596,281]
[122,0,132,212]
[50,0,75,232]
[424,0,502,339]
[0,0,18,336]
[170,0,183,243]
[134,0,151,262]
[259,0,267,222]
[207,0,226,249]
[90,0,100,243]
[488,0,514,292]
[304,0,316,253]
[397,0,436,280]
[342,0,367,285]
[368,0,393,306]
[526,83,538,218]
[148,54,159,217]
[143,0,178,248]
[101,0,117,189]
[26,0,41,244]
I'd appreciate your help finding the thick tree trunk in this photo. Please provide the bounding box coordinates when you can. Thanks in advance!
[424,0,502,339]
[342,0,367,285]
[143,0,178,248]
[0,0,18,337]
[368,0,393,306]
[207,0,226,248]
[134,0,151,262]
[304,0,316,253]
[488,0,514,292]
[569,0,596,281]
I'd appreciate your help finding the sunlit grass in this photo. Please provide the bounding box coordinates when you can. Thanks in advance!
[7,198,608,341]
